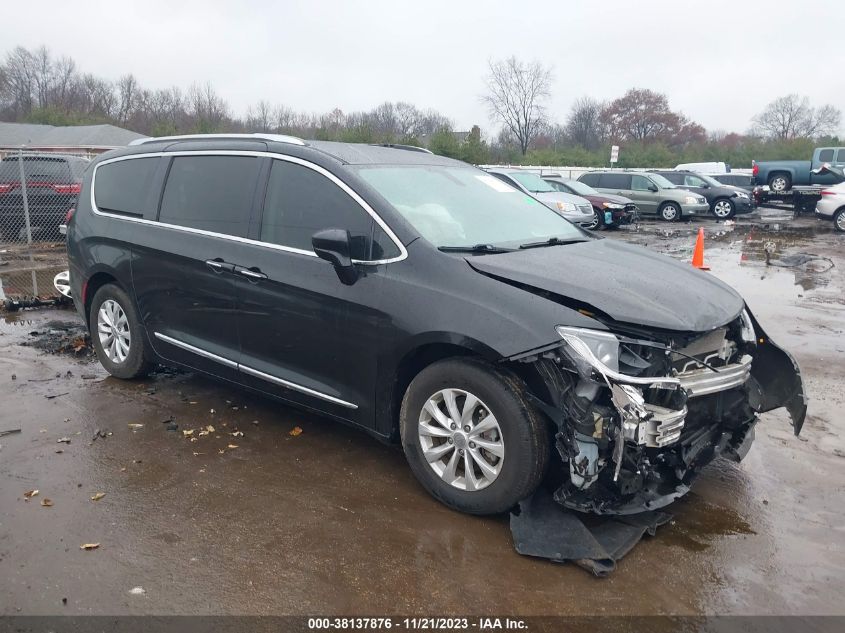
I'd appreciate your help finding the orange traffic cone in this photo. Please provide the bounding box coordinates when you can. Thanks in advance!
[691,227,710,270]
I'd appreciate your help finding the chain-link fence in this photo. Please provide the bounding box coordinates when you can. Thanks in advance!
[0,149,90,247]
[0,149,90,302]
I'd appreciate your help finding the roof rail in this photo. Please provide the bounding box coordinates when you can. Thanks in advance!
[129,133,307,147]
[371,143,433,154]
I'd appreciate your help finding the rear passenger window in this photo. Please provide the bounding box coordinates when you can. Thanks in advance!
[261,160,399,261]
[159,156,258,237]
[598,173,630,189]
[95,158,158,216]
[818,149,835,162]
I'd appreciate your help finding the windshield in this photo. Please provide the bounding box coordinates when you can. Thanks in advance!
[508,172,556,193]
[559,179,596,196]
[649,173,676,189]
[356,165,584,248]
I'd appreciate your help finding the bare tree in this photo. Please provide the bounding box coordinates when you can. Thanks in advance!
[246,99,274,131]
[116,74,139,124]
[752,94,841,140]
[482,56,552,155]
[564,96,604,149]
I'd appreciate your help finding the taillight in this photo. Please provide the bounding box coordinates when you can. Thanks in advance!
[65,207,76,224]
[752,162,759,176]
[0,182,15,194]
[52,183,82,195]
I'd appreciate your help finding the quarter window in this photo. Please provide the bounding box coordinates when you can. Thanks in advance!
[159,156,259,237]
[836,149,845,163]
[261,160,398,261]
[95,158,158,216]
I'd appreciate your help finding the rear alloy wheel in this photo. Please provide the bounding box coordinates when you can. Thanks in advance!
[659,202,681,222]
[769,174,791,192]
[834,209,845,233]
[89,284,152,379]
[712,198,736,219]
[400,358,548,515]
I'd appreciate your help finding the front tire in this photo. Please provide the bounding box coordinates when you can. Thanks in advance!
[834,209,845,233]
[586,207,604,230]
[400,358,549,515]
[89,284,152,379]
[659,202,681,222]
[712,198,736,219]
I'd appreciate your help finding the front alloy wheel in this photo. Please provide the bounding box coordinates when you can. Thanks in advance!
[400,358,548,515]
[419,388,504,491]
[660,203,680,221]
[713,198,735,219]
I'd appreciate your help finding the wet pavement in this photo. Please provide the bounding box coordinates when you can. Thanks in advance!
[0,212,843,616]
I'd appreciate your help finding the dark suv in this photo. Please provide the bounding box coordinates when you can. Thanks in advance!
[651,170,755,219]
[0,153,88,241]
[67,134,805,517]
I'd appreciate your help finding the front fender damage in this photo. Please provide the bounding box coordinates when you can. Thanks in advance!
[504,312,805,573]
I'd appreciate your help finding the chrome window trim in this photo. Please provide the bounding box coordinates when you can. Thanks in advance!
[154,332,358,410]
[90,150,408,265]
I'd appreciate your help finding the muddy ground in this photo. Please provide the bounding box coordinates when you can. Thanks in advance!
[0,212,843,616]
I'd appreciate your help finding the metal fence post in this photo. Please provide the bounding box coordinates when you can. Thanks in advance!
[17,149,33,245]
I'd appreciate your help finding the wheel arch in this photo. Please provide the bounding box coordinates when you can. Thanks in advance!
[82,268,125,327]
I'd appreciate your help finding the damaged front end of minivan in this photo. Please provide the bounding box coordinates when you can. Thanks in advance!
[510,307,806,515]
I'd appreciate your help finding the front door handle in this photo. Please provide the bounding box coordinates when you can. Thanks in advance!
[237,267,268,281]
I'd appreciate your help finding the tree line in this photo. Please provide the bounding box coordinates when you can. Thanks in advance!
[0,46,841,168]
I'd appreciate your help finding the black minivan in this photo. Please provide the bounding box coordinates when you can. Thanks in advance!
[67,134,806,517]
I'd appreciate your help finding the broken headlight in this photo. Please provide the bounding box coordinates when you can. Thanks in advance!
[556,326,679,388]
[740,308,756,343]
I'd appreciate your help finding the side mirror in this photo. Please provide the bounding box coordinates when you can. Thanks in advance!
[648,185,658,192]
[312,228,359,285]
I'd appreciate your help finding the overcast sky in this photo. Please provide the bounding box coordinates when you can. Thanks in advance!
[2,0,842,135]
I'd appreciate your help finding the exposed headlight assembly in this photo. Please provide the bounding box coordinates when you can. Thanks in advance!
[735,191,749,199]
[740,308,756,343]
[555,326,679,388]
[683,196,699,204]
[602,202,624,209]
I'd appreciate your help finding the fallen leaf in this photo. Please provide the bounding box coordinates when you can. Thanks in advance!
[289,426,303,437]
[120,467,127,472]
[55,449,64,454]
[218,449,225,454]
[57,437,71,444]
[128,586,146,595]
[90,492,106,501]
[190,437,198,443]
[41,498,53,507]
[80,543,100,550]
[199,468,206,473]
[230,431,243,437]
[192,451,204,456]
[127,423,144,429]
[205,425,215,433]
[227,444,238,449]
[72,338,87,352]
[182,429,194,437]
[198,430,209,437]
[24,489,39,500]
[209,409,215,414]
[188,401,198,405]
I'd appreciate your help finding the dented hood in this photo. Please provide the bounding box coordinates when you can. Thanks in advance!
[467,238,744,332]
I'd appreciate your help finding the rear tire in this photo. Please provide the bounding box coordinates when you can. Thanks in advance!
[834,209,845,233]
[768,173,791,192]
[400,358,549,515]
[89,284,153,379]
[659,202,681,222]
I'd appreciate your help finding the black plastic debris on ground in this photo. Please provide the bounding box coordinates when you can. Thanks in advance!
[20,320,93,358]
[510,491,671,576]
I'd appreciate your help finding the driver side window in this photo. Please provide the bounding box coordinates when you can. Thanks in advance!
[260,160,398,261]
[631,175,654,191]
[684,175,705,187]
